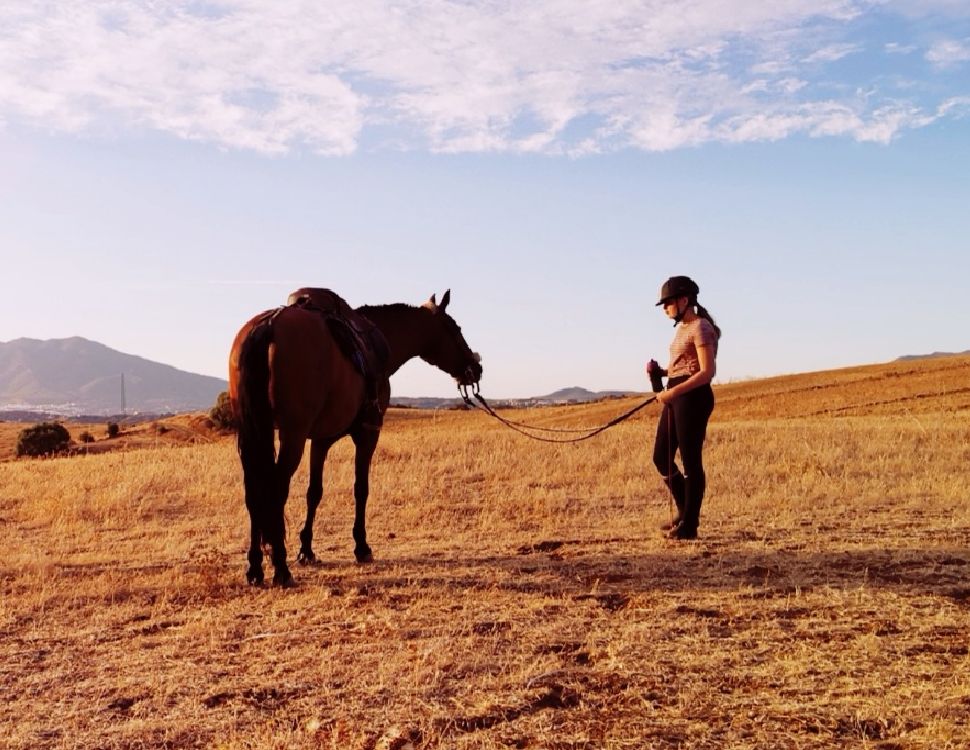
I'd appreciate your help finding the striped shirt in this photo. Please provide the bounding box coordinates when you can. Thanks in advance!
[667,317,718,379]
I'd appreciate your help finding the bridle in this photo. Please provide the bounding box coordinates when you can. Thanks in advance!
[458,382,658,443]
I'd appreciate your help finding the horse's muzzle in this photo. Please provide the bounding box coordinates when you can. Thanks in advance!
[457,354,483,386]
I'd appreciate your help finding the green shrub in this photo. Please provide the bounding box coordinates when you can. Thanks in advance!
[16,422,71,457]
[209,391,236,430]
[106,422,120,439]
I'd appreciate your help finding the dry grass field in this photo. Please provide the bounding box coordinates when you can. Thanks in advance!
[1,355,968,749]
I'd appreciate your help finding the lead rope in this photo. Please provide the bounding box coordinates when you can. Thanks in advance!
[458,383,657,444]
[666,401,677,529]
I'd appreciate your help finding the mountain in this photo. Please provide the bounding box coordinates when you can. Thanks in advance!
[0,337,227,416]
[895,350,970,362]
[534,386,637,402]
[390,386,640,410]
[0,336,638,417]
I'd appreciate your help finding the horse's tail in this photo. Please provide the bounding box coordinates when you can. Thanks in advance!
[235,315,277,541]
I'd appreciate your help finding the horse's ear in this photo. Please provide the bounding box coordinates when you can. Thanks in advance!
[423,294,438,312]
[439,289,451,313]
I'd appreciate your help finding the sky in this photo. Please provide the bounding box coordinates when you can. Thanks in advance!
[1,0,968,398]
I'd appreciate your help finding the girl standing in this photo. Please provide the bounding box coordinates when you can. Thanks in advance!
[646,276,721,540]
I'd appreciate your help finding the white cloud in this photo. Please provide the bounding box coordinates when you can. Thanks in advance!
[0,1,965,155]
[884,42,916,54]
[742,77,808,95]
[926,38,970,68]
[0,2,366,154]
[937,96,970,117]
[803,43,863,63]
[884,0,970,19]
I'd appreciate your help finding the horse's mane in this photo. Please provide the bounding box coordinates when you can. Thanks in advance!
[356,303,422,315]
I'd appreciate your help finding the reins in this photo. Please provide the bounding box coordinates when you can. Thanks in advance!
[458,383,658,443]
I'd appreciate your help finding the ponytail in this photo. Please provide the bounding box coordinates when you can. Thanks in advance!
[693,301,721,340]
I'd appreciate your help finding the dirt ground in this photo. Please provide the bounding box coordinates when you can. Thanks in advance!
[2,355,969,749]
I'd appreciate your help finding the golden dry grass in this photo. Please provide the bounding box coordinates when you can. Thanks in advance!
[1,355,969,749]
[0,414,226,462]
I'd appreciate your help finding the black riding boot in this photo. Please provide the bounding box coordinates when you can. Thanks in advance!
[671,470,705,539]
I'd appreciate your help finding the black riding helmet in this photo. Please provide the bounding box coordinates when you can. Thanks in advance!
[655,275,700,306]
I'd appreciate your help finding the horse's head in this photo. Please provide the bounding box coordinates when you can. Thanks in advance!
[420,290,483,386]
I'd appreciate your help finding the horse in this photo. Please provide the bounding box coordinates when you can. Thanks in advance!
[229,289,483,587]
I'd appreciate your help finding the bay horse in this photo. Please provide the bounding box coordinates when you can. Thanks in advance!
[229,289,482,587]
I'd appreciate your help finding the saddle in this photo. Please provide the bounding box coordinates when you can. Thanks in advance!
[286,287,390,428]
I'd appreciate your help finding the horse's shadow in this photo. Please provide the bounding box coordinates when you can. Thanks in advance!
[305,536,970,608]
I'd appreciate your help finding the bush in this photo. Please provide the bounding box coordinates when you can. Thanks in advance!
[16,422,71,457]
[78,431,95,443]
[209,391,236,430]
[106,422,120,439]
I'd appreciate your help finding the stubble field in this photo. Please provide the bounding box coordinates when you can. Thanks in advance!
[1,355,969,749]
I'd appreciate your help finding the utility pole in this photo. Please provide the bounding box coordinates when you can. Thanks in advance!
[120,373,126,416]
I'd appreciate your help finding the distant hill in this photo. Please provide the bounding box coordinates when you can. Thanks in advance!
[0,337,639,417]
[895,350,970,362]
[4,336,966,419]
[535,386,638,402]
[390,386,640,410]
[0,337,227,416]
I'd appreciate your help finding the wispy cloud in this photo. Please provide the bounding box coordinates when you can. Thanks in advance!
[926,38,970,68]
[802,43,863,64]
[884,42,917,55]
[0,1,966,155]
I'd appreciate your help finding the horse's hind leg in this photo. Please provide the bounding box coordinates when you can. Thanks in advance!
[246,515,264,586]
[243,471,267,585]
[268,435,306,587]
[351,427,380,563]
[298,439,332,565]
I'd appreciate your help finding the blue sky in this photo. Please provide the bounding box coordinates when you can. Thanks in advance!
[1,1,968,398]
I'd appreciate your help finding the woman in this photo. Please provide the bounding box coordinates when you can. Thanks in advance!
[646,276,721,540]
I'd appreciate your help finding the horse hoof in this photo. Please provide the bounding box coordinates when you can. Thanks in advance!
[246,569,264,586]
[355,551,374,564]
[274,573,297,588]
[297,551,318,566]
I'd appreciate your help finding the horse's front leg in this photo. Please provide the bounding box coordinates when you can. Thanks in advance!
[351,427,380,563]
[298,439,332,565]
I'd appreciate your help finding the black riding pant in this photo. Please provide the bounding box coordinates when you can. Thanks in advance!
[652,376,715,532]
